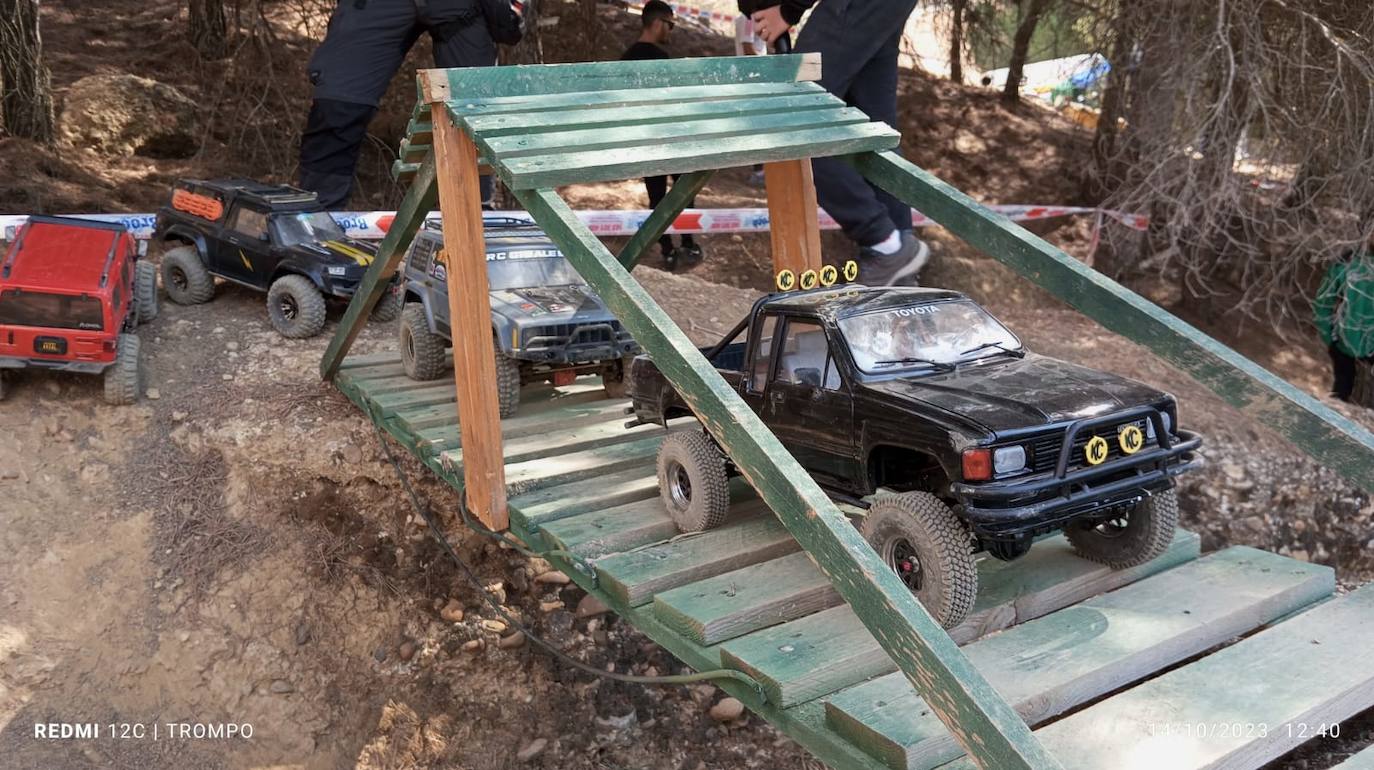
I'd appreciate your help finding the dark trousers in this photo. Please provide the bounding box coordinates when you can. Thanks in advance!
[795,0,917,247]
[299,0,496,209]
[1331,344,1359,401]
[645,174,697,253]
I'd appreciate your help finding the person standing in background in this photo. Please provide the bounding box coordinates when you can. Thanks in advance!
[622,0,704,270]
[1315,244,1374,402]
[748,0,928,286]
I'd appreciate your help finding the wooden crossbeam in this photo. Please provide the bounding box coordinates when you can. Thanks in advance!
[512,185,1061,770]
[764,159,823,274]
[617,169,714,269]
[854,149,1374,493]
[320,157,438,380]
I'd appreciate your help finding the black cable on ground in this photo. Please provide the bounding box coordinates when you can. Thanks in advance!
[372,421,768,701]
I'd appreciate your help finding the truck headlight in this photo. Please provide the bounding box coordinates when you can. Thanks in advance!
[1146,411,1172,440]
[993,445,1026,475]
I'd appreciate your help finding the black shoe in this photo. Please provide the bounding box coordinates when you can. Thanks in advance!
[857,232,929,287]
[675,242,704,269]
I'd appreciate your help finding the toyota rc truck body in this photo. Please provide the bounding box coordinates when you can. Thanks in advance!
[629,285,1202,627]
[397,221,641,417]
[0,215,157,404]
[152,178,401,338]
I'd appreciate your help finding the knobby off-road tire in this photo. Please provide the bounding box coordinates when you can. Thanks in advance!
[103,334,143,405]
[1066,488,1179,569]
[370,285,403,323]
[496,350,521,418]
[400,304,447,381]
[861,491,978,629]
[160,245,215,305]
[267,275,327,339]
[657,430,731,533]
[134,260,159,323]
[601,356,635,400]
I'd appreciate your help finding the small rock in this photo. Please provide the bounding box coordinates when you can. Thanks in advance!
[516,737,547,762]
[295,622,311,646]
[145,387,161,400]
[226,341,239,351]
[399,640,417,662]
[576,594,610,619]
[171,410,188,422]
[373,647,387,662]
[539,600,564,613]
[269,679,294,694]
[221,374,234,381]
[340,444,363,464]
[596,710,638,731]
[440,599,465,623]
[510,569,529,592]
[709,697,745,723]
[498,631,525,649]
[461,639,485,653]
[527,557,552,576]
[481,619,508,633]
[534,571,570,586]
[485,581,507,605]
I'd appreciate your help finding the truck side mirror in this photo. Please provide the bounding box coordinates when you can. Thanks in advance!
[795,368,822,388]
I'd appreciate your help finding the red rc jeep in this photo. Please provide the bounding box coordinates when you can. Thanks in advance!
[0,216,157,404]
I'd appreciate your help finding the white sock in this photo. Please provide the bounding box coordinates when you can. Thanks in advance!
[870,230,902,255]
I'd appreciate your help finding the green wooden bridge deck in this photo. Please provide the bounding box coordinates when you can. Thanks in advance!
[321,55,1374,769]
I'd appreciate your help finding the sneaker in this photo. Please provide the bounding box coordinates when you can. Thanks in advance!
[674,242,704,270]
[858,231,929,287]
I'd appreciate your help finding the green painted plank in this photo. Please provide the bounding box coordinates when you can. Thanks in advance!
[371,383,460,416]
[405,118,433,143]
[321,157,437,379]
[512,462,660,527]
[440,419,680,469]
[425,53,820,100]
[1332,744,1374,770]
[461,92,841,138]
[855,149,1374,494]
[498,123,897,190]
[717,530,1200,707]
[502,434,666,496]
[339,373,441,397]
[654,551,840,646]
[414,398,630,450]
[392,160,418,182]
[593,505,796,607]
[618,170,715,269]
[828,547,1334,770]
[944,582,1374,770]
[453,81,821,117]
[514,186,1058,769]
[338,351,403,370]
[400,138,430,164]
[337,362,412,382]
[482,106,867,159]
[393,382,608,433]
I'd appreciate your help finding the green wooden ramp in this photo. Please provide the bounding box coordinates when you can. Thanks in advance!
[323,55,1374,769]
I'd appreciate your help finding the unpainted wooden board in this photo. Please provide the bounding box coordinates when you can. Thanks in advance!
[943,582,1374,770]
[826,547,1334,770]
[764,159,823,274]
[717,530,1200,707]
[502,434,666,497]
[593,505,799,606]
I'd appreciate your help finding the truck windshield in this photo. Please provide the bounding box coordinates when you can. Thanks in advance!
[273,212,346,247]
[0,289,104,331]
[487,256,586,291]
[839,299,1020,373]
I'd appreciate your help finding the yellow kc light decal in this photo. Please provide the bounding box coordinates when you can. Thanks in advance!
[1119,425,1144,454]
[1084,435,1110,466]
[775,269,796,291]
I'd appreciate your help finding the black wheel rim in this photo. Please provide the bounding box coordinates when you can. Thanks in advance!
[1091,511,1132,539]
[883,537,924,591]
[170,267,188,291]
[403,328,415,364]
[279,294,298,320]
[666,459,692,510]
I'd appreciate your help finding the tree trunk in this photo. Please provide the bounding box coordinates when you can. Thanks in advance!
[1090,5,1138,192]
[948,0,965,83]
[0,0,55,143]
[1001,0,1051,104]
[189,0,228,60]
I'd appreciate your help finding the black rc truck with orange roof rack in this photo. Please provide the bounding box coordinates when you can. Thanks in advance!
[627,284,1203,627]
[0,215,157,404]
[152,179,402,339]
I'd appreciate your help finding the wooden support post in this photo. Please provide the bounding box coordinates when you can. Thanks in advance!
[616,169,715,269]
[320,157,439,380]
[763,159,823,275]
[432,106,508,529]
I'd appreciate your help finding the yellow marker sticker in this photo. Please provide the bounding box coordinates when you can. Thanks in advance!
[1118,425,1144,455]
[1084,435,1110,466]
[776,269,796,291]
[843,260,859,281]
[799,269,818,290]
[819,264,838,286]
[238,249,252,271]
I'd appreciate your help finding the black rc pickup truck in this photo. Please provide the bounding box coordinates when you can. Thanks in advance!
[626,286,1201,627]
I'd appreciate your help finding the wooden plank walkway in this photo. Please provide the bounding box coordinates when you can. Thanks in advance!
[336,352,1374,770]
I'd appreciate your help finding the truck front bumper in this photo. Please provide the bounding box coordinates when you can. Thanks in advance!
[520,323,640,365]
[950,408,1202,541]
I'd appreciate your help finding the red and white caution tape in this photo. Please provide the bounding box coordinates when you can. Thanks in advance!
[0,204,1146,244]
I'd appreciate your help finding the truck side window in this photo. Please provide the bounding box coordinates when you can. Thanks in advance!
[775,320,836,389]
[228,207,268,241]
[749,314,779,391]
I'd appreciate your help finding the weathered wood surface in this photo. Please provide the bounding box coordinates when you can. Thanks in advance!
[440,418,681,470]
[715,531,1199,706]
[945,582,1374,770]
[432,108,507,528]
[502,434,666,497]
[855,149,1374,494]
[418,54,822,103]
[462,92,836,138]
[319,156,437,380]
[396,382,607,433]
[826,547,1334,770]
[764,159,823,274]
[452,81,821,117]
[618,169,714,269]
[514,186,1059,769]
[414,397,630,451]
[593,504,795,606]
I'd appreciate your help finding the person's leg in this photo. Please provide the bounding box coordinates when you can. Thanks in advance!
[1331,343,1357,401]
[300,0,419,208]
[669,174,698,250]
[645,175,674,254]
[848,27,914,234]
[427,0,498,206]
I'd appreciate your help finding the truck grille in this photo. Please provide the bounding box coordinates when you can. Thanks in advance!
[1027,418,1150,474]
[524,321,623,346]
